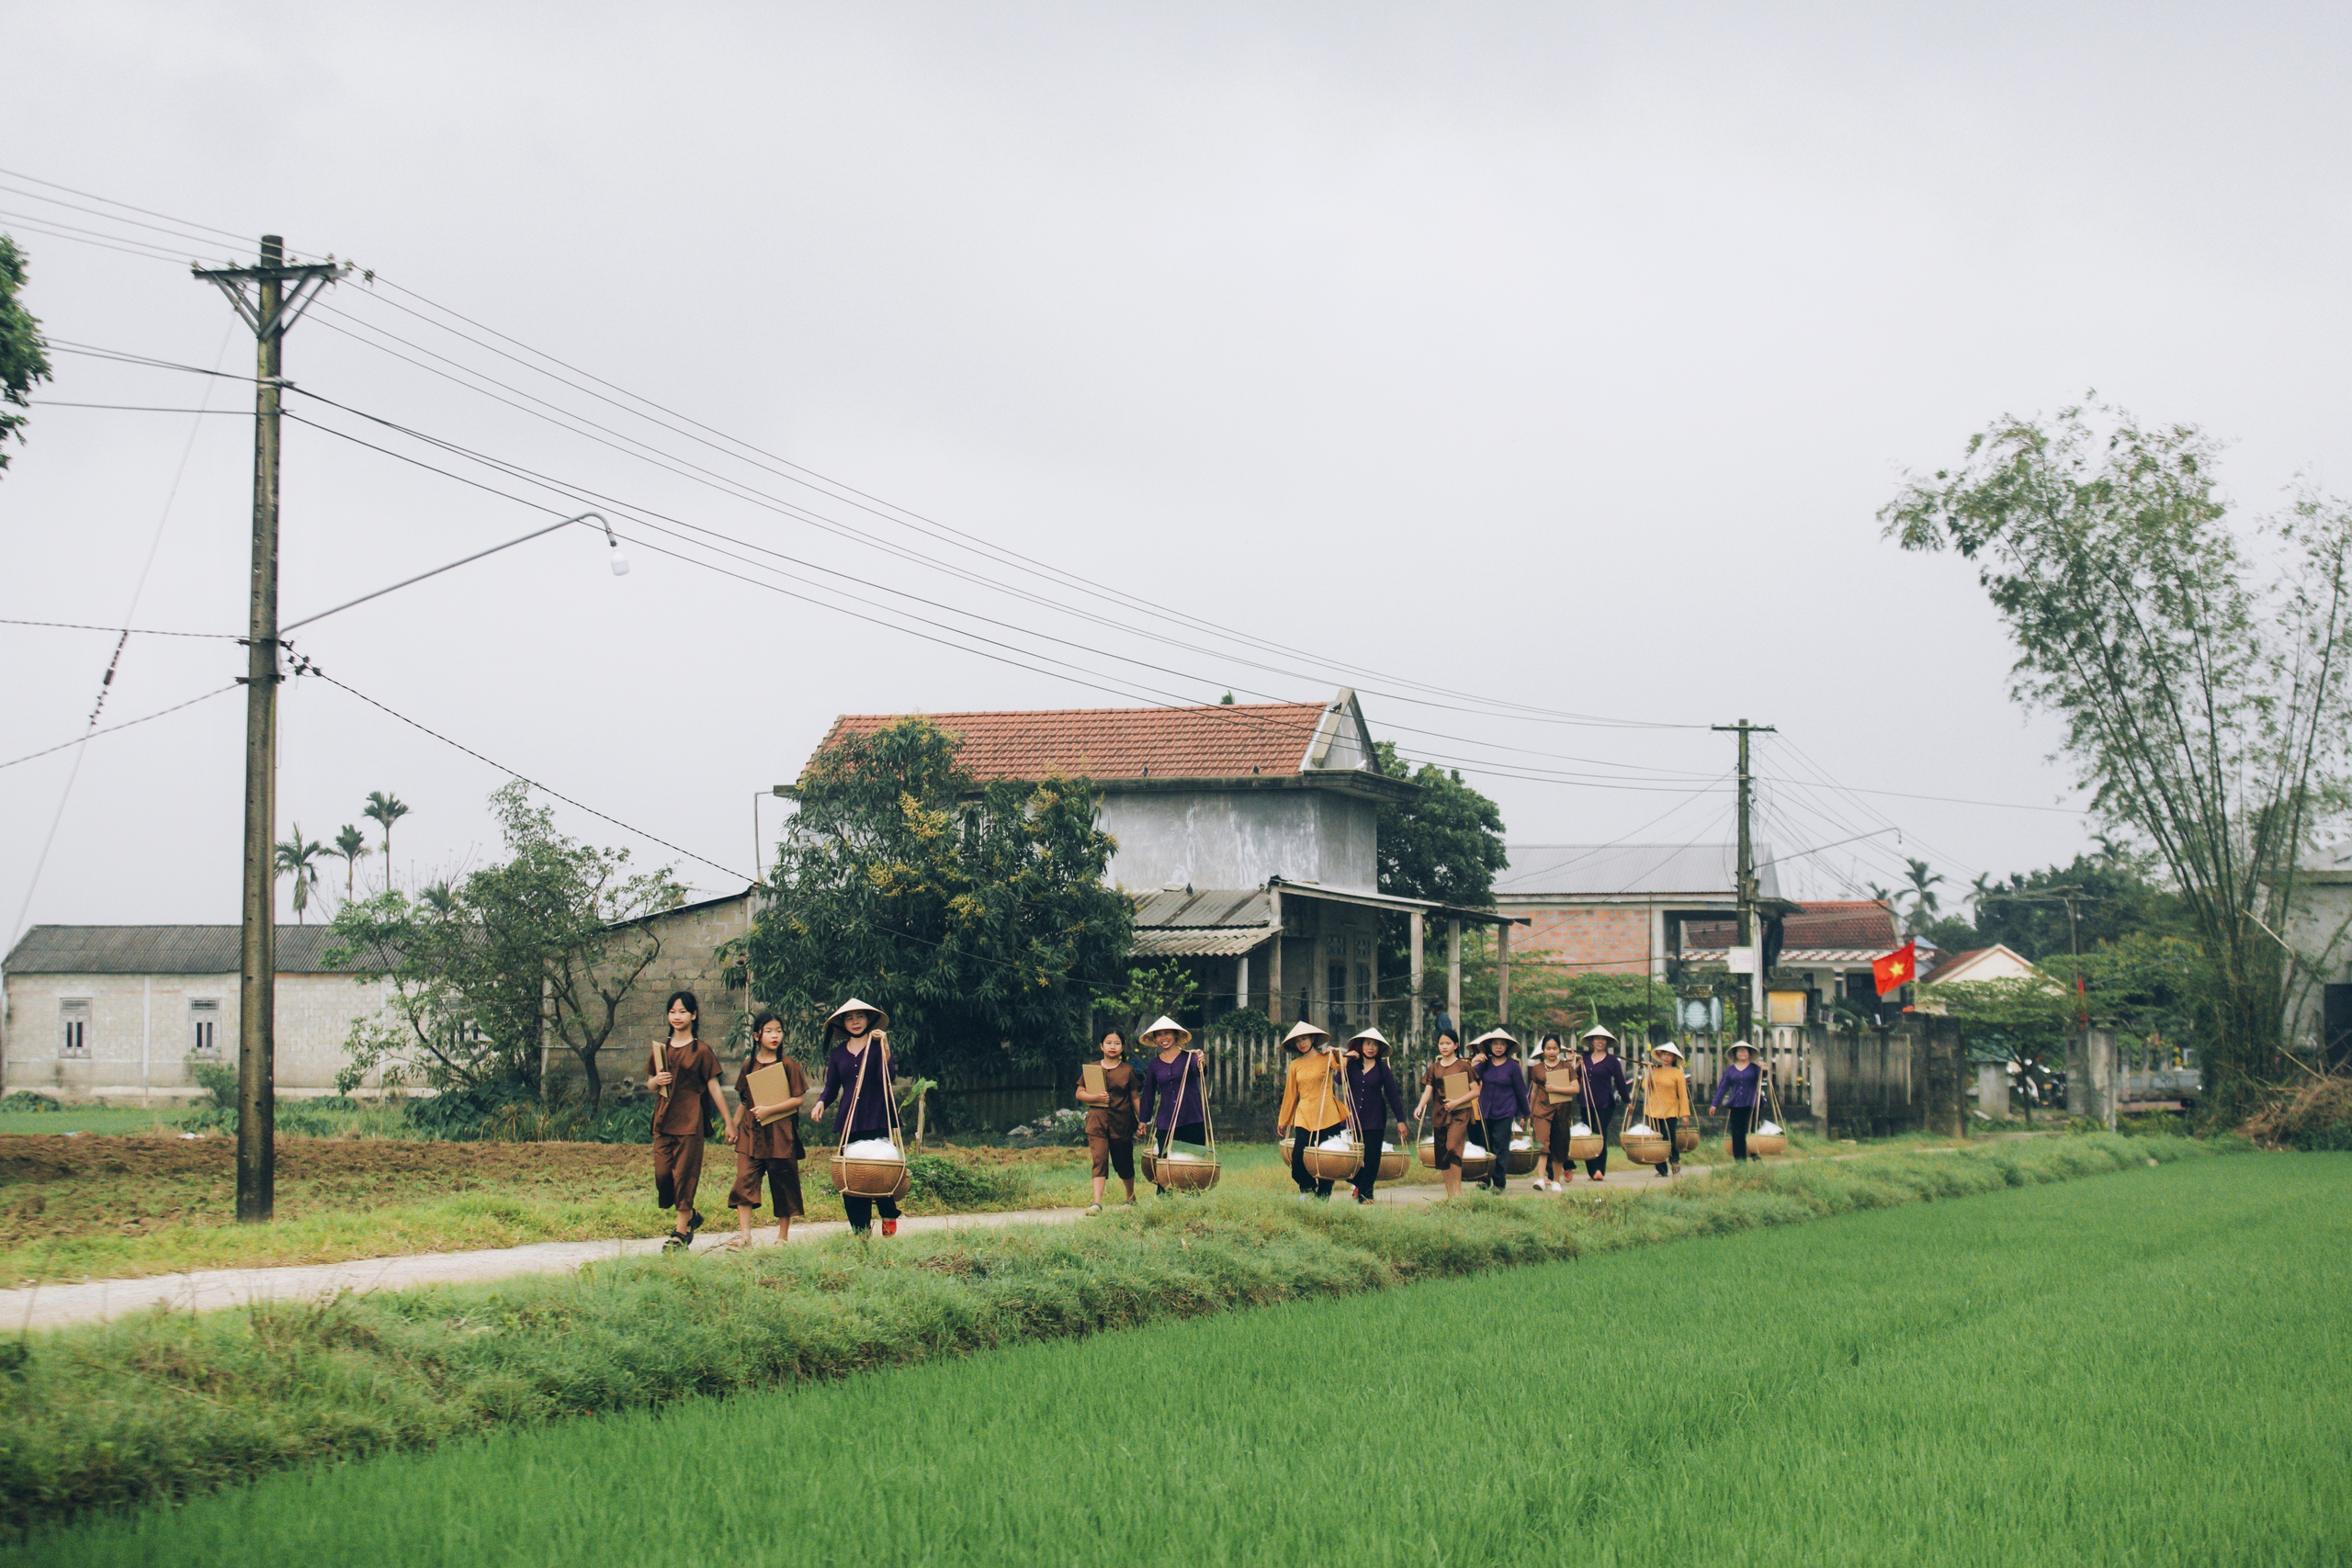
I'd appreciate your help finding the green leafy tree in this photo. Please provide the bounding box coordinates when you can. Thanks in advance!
[328,784,684,1107]
[746,718,1133,1079]
[273,826,325,923]
[1371,740,1508,1017]
[330,824,369,902]
[1883,400,2352,1118]
[1093,960,1202,1035]
[0,235,52,474]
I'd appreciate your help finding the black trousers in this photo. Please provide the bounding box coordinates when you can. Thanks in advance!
[1290,1124,1338,1198]
[1653,1116,1681,1174]
[1481,1115,1514,1191]
[1352,1130,1393,1201]
[842,1193,901,1232]
[1726,1104,1754,1160]
[1584,1107,1614,1177]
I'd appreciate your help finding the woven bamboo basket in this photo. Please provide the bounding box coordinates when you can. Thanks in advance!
[1566,1133,1603,1162]
[1674,1127,1700,1155]
[1417,1137,1442,1169]
[1505,1141,1539,1176]
[1621,1133,1671,1165]
[1458,1146,1496,1180]
[1747,1132,1788,1157]
[1143,1151,1220,1190]
[1376,1147,1407,1180]
[830,1154,910,1200]
[1302,1143,1362,1181]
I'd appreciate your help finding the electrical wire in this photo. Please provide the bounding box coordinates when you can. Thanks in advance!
[300,664,753,885]
[278,386,1724,787]
[0,683,241,773]
[0,617,238,639]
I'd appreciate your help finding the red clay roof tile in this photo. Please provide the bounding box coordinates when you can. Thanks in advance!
[813,702,1330,783]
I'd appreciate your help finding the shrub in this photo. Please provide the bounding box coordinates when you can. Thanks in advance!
[0,1092,58,1113]
[2242,1072,2352,1150]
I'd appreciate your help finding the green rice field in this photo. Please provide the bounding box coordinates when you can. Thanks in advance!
[20,1149,2343,1566]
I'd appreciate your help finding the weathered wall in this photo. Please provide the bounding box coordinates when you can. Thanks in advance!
[1513,906,1650,975]
[546,894,754,1098]
[1,970,392,1102]
[1097,788,1375,893]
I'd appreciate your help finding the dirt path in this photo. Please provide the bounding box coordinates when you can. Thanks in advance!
[0,1163,1717,1334]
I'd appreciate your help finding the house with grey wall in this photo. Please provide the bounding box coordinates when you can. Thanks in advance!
[818,690,1512,1039]
[1,925,395,1104]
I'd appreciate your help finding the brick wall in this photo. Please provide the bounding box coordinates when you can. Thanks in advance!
[1510,906,1652,975]
[545,895,754,1096]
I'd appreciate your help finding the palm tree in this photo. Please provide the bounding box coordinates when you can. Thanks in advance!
[363,792,410,884]
[1904,857,1945,937]
[331,824,369,901]
[275,827,326,923]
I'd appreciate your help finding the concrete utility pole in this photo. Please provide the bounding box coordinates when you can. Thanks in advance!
[1713,719,1776,1049]
[194,237,346,1223]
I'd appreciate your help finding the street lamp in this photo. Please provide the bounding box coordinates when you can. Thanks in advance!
[283,511,624,634]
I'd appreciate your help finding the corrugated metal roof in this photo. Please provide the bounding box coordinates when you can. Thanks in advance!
[4,925,377,976]
[1495,844,1781,900]
[1684,900,1896,951]
[1131,927,1277,957]
[1131,888,1272,929]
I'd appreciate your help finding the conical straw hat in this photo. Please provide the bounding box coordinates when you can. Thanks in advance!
[1345,1025,1389,1050]
[1652,1041,1687,1060]
[1580,1023,1616,1042]
[1283,1019,1330,1048]
[826,997,889,1031]
[1471,1027,1520,1053]
[1140,1015,1193,1046]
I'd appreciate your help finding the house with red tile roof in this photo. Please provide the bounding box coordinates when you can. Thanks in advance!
[806,691,1512,1037]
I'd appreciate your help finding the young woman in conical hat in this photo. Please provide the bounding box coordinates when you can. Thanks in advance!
[808,998,901,1235]
[1468,1028,1529,1193]
[1713,1039,1763,1162]
[1135,1015,1207,1193]
[1276,1019,1346,1200]
[1528,1032,1580,1191]
[1411,1025,1476,1198]
[1641,1040,1691,1179]
[1577,1024,1627,1182]
[1341,1025,1408,1204]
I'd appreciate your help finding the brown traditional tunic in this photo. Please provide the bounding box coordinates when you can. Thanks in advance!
[729,1053,806,1216]
[650,1037,722,1217]
[1421,1057,1474,1169]
[1080,1059,1141,1141]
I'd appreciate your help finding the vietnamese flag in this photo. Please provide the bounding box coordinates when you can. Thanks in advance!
[1872,941,1918,995]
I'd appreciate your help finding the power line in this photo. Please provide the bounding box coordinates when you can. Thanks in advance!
[0,617,238,639]
[0,683,241,773]
[278,387,1723,787]
[300,664,753,886]
[0,164,254,245]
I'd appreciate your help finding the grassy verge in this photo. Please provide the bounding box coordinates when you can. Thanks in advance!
[0,1131,2227,1533]
[27,1149,2339,1568]
[0,1138,1118,1284]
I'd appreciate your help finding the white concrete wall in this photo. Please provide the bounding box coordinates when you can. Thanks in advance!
[2,970,394,1103]
[1098,788,1376,893]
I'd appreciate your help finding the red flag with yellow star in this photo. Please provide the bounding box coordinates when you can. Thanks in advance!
[1872,941,1918,995]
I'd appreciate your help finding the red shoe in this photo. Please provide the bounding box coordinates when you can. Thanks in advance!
[1589,1172,1605,1182]
[881,1219,899,1237]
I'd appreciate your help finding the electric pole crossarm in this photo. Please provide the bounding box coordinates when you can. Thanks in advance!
[191,260,347,342]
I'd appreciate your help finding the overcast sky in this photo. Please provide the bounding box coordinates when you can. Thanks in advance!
[4,2,2346,937]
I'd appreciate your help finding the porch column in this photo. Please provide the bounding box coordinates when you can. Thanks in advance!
[1235,952,1250,1017]
[1267,889,1284,1025]
[1447,919,1463,1029]
[1497,920,1512,1028]
[1309,933,1326,1029]
[1408,910,1425,1045]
